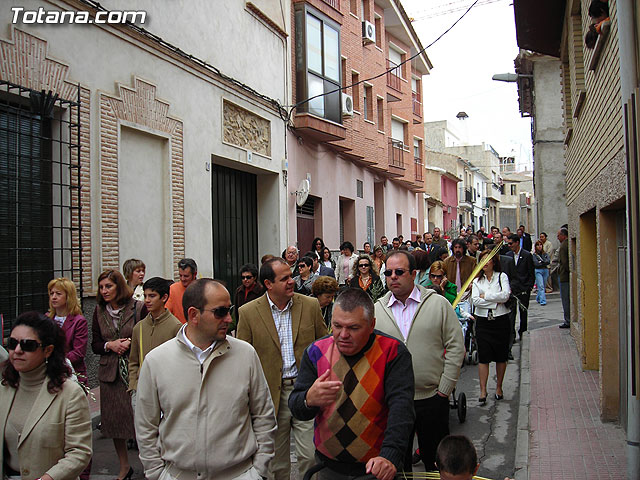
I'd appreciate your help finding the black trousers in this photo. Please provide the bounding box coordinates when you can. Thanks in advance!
[403,394,450,472]
[514,290,531,336]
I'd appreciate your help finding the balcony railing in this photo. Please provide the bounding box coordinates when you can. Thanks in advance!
[412,91,422,116]
[387,59,402,92]
[320,0,340,9]
[389,139,405,168]
[414,157,423,181]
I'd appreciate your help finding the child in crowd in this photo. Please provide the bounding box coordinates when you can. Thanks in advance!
[128,277,182,411]
[436,434,514,480]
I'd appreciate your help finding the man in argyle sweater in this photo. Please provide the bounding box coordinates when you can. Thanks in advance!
[289,288,415,480]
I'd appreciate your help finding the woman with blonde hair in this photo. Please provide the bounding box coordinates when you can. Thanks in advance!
[122,258,146,301]
[47,278,88,386]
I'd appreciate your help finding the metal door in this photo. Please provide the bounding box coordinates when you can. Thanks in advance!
[212,164,258,296]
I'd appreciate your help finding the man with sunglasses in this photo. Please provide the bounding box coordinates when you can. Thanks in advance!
[237,258,327,480]
[135,278,276,480]
[374,251,464,473]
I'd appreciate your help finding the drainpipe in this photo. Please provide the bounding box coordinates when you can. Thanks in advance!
[617,0,640,477]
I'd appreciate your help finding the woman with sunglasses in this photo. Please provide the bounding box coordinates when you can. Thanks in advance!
[293,256,318,296]
[91,270,146,480]
[424,260,457,304]
[47,278,88,386]
[311,237,325,260]
[348,254,385,302]
[471,250,511,404]
[1,311,92,479]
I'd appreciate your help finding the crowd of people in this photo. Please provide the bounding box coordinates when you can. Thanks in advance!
[0,222,570,480]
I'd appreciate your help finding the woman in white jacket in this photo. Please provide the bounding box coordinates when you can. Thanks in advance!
[472,250,511,404]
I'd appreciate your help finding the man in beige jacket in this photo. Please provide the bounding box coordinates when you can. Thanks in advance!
[135,279,276,480]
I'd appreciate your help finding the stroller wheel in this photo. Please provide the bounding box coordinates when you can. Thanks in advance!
[472,350,479,365]
[457,392,467,423]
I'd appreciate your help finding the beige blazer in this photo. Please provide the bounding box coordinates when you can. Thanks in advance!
[0,379,92,480]
[237,293,327,414]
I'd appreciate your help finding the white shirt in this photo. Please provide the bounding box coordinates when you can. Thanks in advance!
[266,294,297,379]
[179,323,216,365]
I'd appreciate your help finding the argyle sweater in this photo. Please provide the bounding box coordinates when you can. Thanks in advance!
[289,331,415,473]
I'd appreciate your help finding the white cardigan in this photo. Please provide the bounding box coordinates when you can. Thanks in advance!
[471,272,511,317]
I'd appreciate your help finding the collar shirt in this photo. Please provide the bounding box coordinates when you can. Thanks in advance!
[514,249,521,265]
[455,257,463,292]
[387,286,422,340]
[179,323,216,365]
[267,294,297,379]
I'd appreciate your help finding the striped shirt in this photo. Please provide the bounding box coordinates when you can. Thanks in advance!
[267,294,297,379]
[387,286,422,340]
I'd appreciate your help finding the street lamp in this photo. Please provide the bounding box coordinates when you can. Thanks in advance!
[492,73,533,82]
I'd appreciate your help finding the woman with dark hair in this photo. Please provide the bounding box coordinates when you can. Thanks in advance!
[532,240,550,305]
[311,237,325,259]
[91,270,146,480]
[336,241,358,287]
[320,246,336,270]
[372,245,386,286]
[1,312,92,479]
[47,277,88,386]
[471,250,511,404]
[412,249,431,287]
[348,254,385,302]
[293,256,318,295]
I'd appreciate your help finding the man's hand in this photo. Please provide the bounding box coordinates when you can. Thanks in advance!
[436,391,448,398]
[365,456,396,480]
[305,370,342,408]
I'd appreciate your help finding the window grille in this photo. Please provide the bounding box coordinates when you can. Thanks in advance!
[0,81,82,337]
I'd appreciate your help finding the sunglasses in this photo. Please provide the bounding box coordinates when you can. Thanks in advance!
[358,264,370,268]
[202,306,232,318]
[429,273,444,279]
[383,268,408,277]
[241,275,254,280]
[7,337,44,352]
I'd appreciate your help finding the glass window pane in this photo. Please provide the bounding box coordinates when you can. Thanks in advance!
[308,73,324,117]
[324,25,340,82]
[307,14,322,74]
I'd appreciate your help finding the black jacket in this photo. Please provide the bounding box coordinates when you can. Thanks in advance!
[506,249,535,293]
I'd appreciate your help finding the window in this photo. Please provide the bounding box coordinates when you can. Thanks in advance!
[352,72,360,111]
[388,47,403,79]
[391,118,405,146]
[510,184,517,195]
[374,17,382,47]
[357,179,363,198]
[364,85,373,120]
[295,6,342,123]
[411,77,418,93]
[350,0,357,15]
[377,97,384,130]
[413,138,421,159]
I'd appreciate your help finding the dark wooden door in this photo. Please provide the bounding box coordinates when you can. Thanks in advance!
[212,164,258,296]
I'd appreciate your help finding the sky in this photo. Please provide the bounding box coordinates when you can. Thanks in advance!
[401,0,533,170]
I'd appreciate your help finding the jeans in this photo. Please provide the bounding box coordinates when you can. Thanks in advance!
[535,269,549,305]
[559,281,570,325]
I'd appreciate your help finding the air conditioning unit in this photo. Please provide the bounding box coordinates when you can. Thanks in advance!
[341,93,354,117]
[362,21,376,44]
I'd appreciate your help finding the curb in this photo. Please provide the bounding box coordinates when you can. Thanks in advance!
[514,331,530,480]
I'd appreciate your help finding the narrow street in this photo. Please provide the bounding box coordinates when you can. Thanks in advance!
[88,292,564,480]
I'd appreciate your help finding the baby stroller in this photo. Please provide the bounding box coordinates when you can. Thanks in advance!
[457,297,478,366]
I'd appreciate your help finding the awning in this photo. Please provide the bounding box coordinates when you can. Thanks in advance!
[513,0,566,57]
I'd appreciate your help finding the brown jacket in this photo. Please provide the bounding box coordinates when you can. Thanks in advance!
[91,299,146,383]
[443,254,477,289]
[237,293,327,414]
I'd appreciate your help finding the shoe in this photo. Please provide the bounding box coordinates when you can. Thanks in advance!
[495,393,504,400]
[559,323,570,329]
[412,449,421,465]
[116,467,133,480]
[479,396,487,404]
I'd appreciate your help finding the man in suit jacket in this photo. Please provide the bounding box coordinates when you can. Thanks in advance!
[238,258,328,480]
[505,234,535,340]
[517,226,533,252]
[304,251,335,279]
[499,253,517,359]
[442,239,477,293]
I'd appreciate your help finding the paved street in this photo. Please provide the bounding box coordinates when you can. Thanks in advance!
[87,290,614,480]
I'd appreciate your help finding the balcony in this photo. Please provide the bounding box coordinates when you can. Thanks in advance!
[320,0,340,9]
[388,139,406,177]
[412,91,422,117]
[414,157,423,181]
[459,186,473,207]
[387,59,402,93]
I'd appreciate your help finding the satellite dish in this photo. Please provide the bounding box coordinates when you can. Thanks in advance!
[295,179,310,207]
